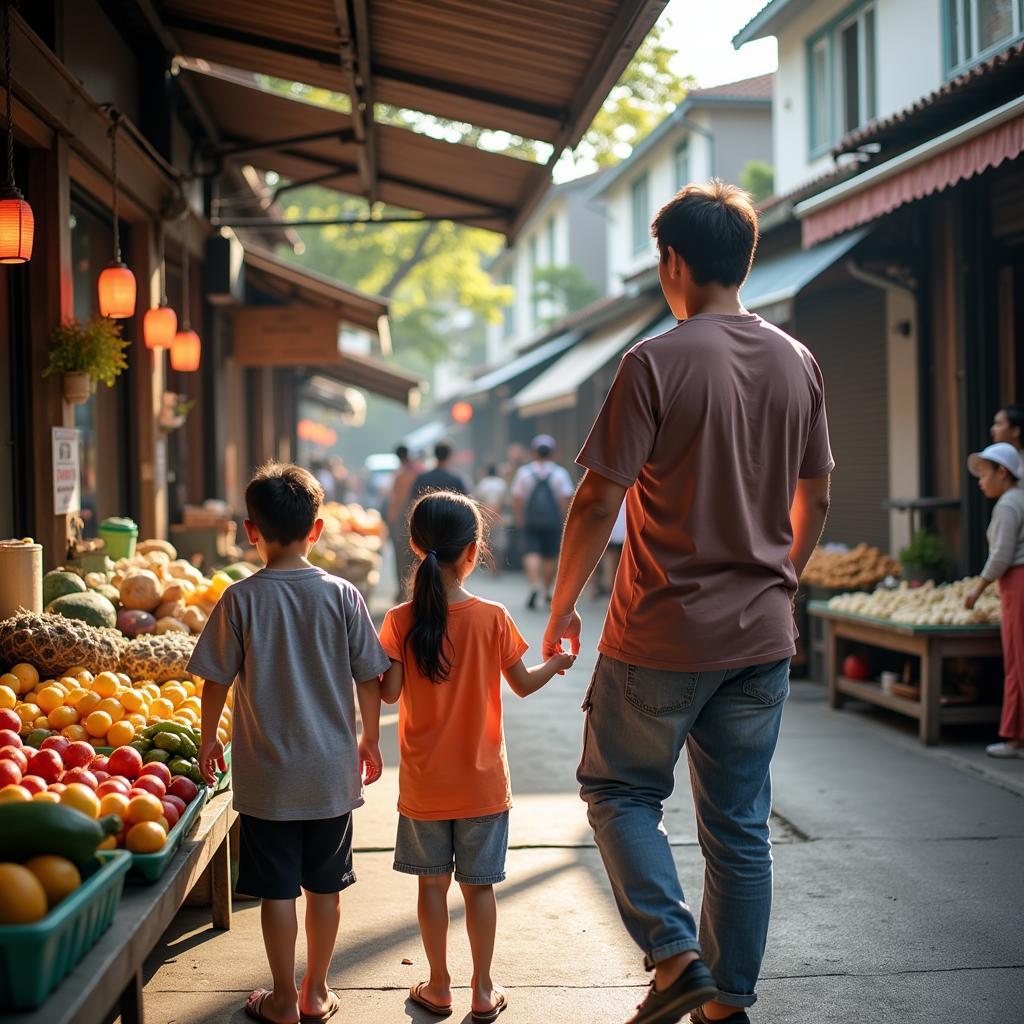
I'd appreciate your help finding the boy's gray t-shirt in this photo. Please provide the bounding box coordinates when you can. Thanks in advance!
[187,567,390,821]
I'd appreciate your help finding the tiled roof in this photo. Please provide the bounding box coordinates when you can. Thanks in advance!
[689,73,774,102]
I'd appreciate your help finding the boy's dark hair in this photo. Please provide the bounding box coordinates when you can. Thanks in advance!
[245,461,323,545]
[435,442,453,463]
[650,179,759,287]
[1002,404,1024,432]
[486,464,499,477]
[395,444,409,460]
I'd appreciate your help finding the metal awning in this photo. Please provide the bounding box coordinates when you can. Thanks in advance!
[310,352,423,409]
[740,229,869,313]
[462,331,581,399]
[514,306,663,418]
[146,0,667,238]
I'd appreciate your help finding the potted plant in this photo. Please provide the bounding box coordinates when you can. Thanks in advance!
[43,316,129,405]
[898,529,948,584]
[158,391,195,432]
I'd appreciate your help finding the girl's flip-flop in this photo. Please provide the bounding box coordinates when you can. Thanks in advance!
[409,982,454,1017]
[299,990,342,1023]
[244,990,299,1024]
[471,991,508,1023]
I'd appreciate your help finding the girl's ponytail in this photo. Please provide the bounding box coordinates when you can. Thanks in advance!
[406,491,484,683]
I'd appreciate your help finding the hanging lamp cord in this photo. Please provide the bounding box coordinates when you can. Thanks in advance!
[158,220,167,305]
[4,0,15,190]
[109,115,121,262]
[180,215,190,330]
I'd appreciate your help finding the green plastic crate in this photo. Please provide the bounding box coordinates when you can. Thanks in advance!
[215,744,232,794]
[0,849,131,1011]
[127,786,209,884]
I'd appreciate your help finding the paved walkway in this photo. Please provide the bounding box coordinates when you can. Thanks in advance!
[140,572,1024,1024]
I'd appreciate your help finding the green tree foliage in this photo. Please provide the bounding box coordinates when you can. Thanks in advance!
[739,159,775,204]
[532,265,600,325]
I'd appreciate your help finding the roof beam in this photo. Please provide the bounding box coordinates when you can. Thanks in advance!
[350,0,378,203]
[211,127,356,159]
[332,1,376,204]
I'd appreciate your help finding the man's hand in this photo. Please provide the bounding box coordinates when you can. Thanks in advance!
[359,736,383,786]
[544,608,582,659]
[964,583,986,610]
[545,651,577,676]
[199,738,226,787]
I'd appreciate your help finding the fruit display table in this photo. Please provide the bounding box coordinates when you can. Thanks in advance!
[4,791,237,1024]
[808,602,1003,745]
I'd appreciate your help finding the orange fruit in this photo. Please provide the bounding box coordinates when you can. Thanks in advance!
[149,697,174,719]
[0,684,17,710]
[61,723,90,742]
[0,864,48,923]
[125,821,167,854]
[76,691,102,716]
[182,696,201,714]
[95,698,124,723]
[126,793,164,825]
[48,705,79,729]
[97,835,117,851]
[99,792,130,818]
[70,668,93,684]
[127,713,148,731]
[34,686,64,714]
[64,687,89,707]
[174,711,199,726]
[161,685,187,708]
[60,783,100,818]
[119,689,145,713]
[32,790,61,804]
[85,710,113,738]
[89,737,107,749]
[0,784,32,803]
[92,672,120,698]
[51,679,73,694]
[182,681,197,697]
[24,855,80,908]
[106,720,135,747]
[9,663,39,692]
[116,673,131,688]
[33,716,49,730]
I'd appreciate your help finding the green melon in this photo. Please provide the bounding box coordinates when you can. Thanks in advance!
[93,584,121,606]
[45,591,118,630]
[222,562,255,581]
[42,569,87,606]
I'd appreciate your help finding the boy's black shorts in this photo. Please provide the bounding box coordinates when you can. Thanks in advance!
[236,812,355,899]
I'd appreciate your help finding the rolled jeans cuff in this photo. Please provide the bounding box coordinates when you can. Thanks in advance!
[643,940,702,972]
[715,988,757,1009]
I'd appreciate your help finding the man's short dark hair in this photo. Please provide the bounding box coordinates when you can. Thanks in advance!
[650,179,759,287]
[435,442,453,463]
[395,444,409,461]
[245,461,323,545]
[535,444,553,459]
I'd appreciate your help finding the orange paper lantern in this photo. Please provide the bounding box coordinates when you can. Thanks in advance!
[98,261,136,319]
[143,305,177,350]
[170,329,201,372]
[451,401,473,424]
[0,190,34,264]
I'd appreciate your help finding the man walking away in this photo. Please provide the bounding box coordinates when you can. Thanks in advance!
[412,441,468,500]
[387,444,420,600]
[512,435,575,610]
[543,181,833,1024]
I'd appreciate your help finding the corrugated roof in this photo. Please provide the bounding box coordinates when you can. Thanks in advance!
[688,73,774,101]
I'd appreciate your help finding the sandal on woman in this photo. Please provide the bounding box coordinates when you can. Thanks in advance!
[244,990,299,1024]
[471,990,508,1023]
[409,982,453,1017]
[300,990,342,1023]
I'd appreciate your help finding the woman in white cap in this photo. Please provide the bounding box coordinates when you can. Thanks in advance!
[965,442,1024,757]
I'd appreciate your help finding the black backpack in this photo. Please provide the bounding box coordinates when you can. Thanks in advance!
[524,471,562,530]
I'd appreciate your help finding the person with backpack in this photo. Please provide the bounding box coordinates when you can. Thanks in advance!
[512,435,574,610]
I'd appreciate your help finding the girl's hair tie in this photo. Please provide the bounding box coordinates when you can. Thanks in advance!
[427,549,438,558]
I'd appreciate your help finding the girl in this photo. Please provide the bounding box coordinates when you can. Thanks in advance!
[378,491,574,1021]
[965,442,1024,757]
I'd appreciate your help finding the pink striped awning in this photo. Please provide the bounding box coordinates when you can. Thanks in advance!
[801,114,1024,247]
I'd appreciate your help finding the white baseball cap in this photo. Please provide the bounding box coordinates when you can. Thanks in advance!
[968,442,1022,480]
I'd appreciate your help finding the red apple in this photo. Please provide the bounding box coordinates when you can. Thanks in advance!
[26,748,63,784]
[62,767,98,790]
[0,729,22,749]
[843,653,872,681]
[19,774,46,795]
[96,778,131,798]
[132,775,166,799]
[62,741,95,770]
[1,745,28,773]
[92,770,110,785]
[47,782,66,794]
[106,747,142,780]
[0,708,20,733]
[138,762,172,787]
[40,735,71,756]
[90,755,110,773]
[167,776,199,804]
[163,794,187,816]
[160,799,181,829]
[0,759,22,787]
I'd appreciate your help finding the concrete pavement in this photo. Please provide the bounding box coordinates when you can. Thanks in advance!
[139,571,1024,1024]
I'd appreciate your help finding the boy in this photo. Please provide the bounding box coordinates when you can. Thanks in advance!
[190,461,391,1024]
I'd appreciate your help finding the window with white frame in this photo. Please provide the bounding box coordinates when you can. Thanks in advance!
[674,139,690,191]
[631,174,649,256]
[808,2,877,154]
[946,0,1023,72]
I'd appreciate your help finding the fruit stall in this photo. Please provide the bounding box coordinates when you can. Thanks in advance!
[809,577,1004,745]
[307,502,385,599]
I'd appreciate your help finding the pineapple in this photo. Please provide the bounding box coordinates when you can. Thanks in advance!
[120,632,197,682]
[0,611,127,676]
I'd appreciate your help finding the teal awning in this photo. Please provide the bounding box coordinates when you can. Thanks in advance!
[461,330,581,398]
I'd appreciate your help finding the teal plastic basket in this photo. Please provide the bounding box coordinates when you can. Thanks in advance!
[127,786,209,884]
[0,849,131,1011]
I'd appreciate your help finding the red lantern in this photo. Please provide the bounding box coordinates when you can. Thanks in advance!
[170,328,201,372]
[0,188,33,264]
[451,401,473,424]
[143,305,177,350]
[98,261,136,319]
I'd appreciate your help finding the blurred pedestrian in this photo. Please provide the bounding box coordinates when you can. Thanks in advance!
[387,444,420,601]
[990,403,1023,453]
[512,435,574,610]
[475,465,510,575]
[412,442,468,499]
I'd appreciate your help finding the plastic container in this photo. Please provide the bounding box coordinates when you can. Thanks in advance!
[98,517,138,560]
[0,849,131,1010]
[127,786,208,884]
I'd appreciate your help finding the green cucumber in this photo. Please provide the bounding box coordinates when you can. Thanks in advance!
[0,803,121,867]
[144,748,171,764]
[130,738,153,754]
[168,758,194,777]
[153,732,183,754]
[178,737,198,758]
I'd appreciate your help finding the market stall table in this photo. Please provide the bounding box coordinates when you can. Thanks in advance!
[4,791,237,1024]
[808,602,1003,744]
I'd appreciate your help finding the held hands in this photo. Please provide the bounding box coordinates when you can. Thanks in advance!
[546,651,577,676]
[359,736,383,786]
[199,738,226,787]
[543,607,582,661]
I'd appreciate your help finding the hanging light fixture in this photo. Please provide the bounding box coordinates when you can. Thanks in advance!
[97,115,136,317]
[0,0,33,264]
[143,221,176,349]
[170,219,200,372]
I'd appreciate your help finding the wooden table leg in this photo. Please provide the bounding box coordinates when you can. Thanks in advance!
[920,645,942,745]
[826,621,843,708]
[119,967,145,1024]
[211,833,232,930]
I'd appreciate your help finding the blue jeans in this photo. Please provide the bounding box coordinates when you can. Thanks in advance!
[577,654,790,1009]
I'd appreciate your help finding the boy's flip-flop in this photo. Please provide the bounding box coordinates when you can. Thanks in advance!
[409,982,454,1017]
[471,991,508,1023]
[299,991,341,1023]
[244,990,299,1024]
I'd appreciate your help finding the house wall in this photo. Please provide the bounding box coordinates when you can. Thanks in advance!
[709,106,775,187]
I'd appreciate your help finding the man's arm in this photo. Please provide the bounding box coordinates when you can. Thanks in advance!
[543,470,628,657]
[790,475,831,581]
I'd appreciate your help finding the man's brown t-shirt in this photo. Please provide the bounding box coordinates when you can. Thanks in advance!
[578,312,834,672]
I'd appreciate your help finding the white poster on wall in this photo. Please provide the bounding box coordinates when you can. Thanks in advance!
[52,427,81,515]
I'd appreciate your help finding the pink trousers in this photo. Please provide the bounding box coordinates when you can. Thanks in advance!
[999,565,1024,740]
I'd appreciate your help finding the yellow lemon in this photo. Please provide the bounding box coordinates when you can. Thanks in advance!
[47,705,79,730]
[76,691,102,716]
[116,673,131,688]
[34,686,65,714]
[9,664,39,692]
[74,670,94,687]
[95,697,124,723]
[84,710,113,738]
[106,720,135,747]
[61,723,89,742]
[149,697,174,719]
[127,712,148,731]
[64,687,89,708]
[119,689,145,713]
[0,684,16,711]
[60,783,100,819]
[92,672,120,698]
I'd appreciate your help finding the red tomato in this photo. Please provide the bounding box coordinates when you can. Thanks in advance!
[96,778,131,798]
[138,762,172,787]
[843,654,872,681]
[132,775,166,799]
[0,729,22,749]
[163,793,187,816]
[26,749,63,784]
[0,759,22,787]
[106,747,143,780]
[167,776,199,804]
[18,774,46,795]
[40,735,71,756]
[62,741,95,770]
[47,782,66,794]
[62,767,98,790]
[0,709,21,733]
[92,770,110,785]
[160,799,181,828]
[90,755,110,773]
[1,745,28,773]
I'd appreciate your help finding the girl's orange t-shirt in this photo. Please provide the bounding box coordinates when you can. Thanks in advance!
[379,596,528,820]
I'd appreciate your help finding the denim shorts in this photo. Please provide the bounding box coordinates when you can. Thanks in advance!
[394,811,509,884]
